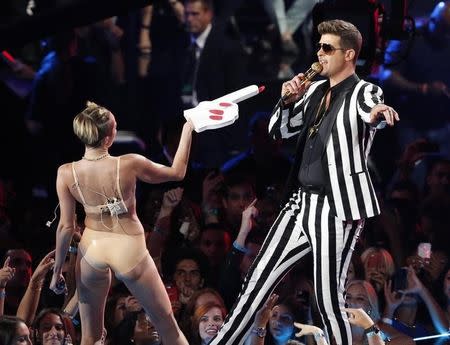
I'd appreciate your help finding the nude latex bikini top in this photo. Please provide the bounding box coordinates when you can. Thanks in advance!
[71,157,127,215]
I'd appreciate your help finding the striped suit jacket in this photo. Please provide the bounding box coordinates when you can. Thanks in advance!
[269,75,385,221]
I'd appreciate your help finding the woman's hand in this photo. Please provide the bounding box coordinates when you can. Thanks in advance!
[404,265,423,295]
[383,280,405,317]
[161,187,184,210]
[254,293,278,327]
[239,198,258,235]
[0,257,14,288]
[343,307,374,329]
[31,250,56,288]
[202,170,224,210]
[50,272,67,295]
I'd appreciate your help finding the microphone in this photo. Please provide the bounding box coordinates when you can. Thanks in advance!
[282,62,323,102]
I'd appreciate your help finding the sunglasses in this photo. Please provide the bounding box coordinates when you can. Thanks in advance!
[316,42,345,54]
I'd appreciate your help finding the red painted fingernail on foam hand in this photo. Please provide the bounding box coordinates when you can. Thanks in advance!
[258,85,266,93]
[209,109,224,120]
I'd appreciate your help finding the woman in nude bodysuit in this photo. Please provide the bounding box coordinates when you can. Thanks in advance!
[49,101,193,345]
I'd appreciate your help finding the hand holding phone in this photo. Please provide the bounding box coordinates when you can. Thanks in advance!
[391,267,408,292]
[417,242,431,259]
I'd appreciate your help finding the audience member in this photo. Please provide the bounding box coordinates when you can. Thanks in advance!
[111,306,162,345]
[26,29,101,197]
[179,287,226,341]
[405,193,449,287]
[137,2,185,79]
[200,170,225,226]
[347,254,365,283]
[104,288,141,344]
[162,247,210,320]
[2,249,33,315]
[423,157,450,198]
[146,187,201,272]
[247,293,307,345]
[197,223,231,288]
[217,199,265,310]
[221,173,256,237]
[382,266,449,339]
[0,315,32,345]
[16,250,56,325]
[360,247,396,295]
[179,0,249,168]
[379,1,450,157]
[345,280,414,345]
[264,0,319,55]
[190,301,227,345]
[0,256,14,316]
[32,307,77,345]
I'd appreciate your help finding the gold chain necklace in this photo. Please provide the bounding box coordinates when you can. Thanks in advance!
[308,88,331,139]
[82,153,109,161]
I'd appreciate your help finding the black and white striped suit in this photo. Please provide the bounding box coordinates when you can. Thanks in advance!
[209,75,386,345]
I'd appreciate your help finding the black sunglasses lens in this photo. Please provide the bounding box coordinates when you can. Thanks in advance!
[317,43,332,53]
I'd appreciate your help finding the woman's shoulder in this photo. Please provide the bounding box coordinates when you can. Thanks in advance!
[117,153,147,162]
[57,161,75,173]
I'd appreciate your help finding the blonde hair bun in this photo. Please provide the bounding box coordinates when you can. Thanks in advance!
[86,101,99,108]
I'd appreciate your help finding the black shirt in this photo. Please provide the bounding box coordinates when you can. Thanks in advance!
[298,74,360,187]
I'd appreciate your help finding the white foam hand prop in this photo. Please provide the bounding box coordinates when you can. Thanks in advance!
[184,85,264,132]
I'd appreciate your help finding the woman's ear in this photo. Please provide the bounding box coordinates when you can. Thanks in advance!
[103,135,113,148]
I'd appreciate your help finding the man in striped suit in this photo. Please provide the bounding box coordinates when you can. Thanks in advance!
[209,19,399,345]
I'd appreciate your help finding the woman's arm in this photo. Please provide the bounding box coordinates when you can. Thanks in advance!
[147,188,183,266]
[247,294,279,345]
[406,266,449,333]
[16,250,55,324]
[136,120,194,184]
[50,164,77,294]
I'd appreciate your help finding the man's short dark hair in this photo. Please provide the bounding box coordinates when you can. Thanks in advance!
[318,19,362,61]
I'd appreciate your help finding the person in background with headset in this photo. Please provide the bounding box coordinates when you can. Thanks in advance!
[49,101,195,345]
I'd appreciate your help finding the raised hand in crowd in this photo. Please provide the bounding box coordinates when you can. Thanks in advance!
[16,250,56,324]
[343,307,386,345]
[406,250,448,282]
[149,187,184,243]
[294,323,329,345]
[383,279,406,319]
[201,170,225,224]
[397,138,439,179]
[0,257,15,289]
[235,198,258,249]
[403,266,449,333]
[0,257,15,316]
[246,293,278,345]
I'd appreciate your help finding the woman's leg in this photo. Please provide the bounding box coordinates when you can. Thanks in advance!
[76,254,111,345]
[119,254,189,345]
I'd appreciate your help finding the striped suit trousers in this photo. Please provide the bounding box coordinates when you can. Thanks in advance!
[209,188,364,345]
